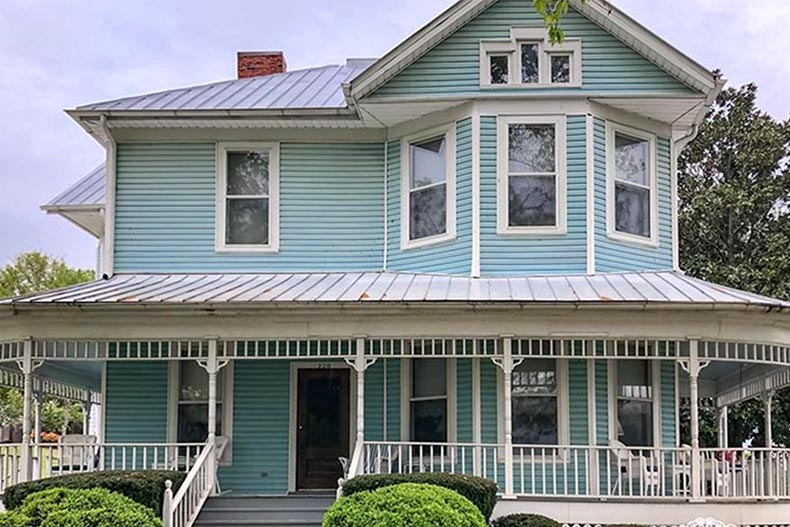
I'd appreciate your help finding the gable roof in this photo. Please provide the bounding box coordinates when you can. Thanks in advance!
[43,164,105,210]
[77,60,375,114]
[349,0,719,101]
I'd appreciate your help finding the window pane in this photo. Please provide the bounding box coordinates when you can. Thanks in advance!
[411,399,447,443]
[615,183,650,237]
[227,151,269,195]
[409,184,447,240]
[490,55,509,84]
[412,359,447,399]
[551,55,571,83]
[226,198,269,245]
[513,397,558,445]
[509,175,556,227]
[520,43,539,83]
[410,136,447,189]
[615,134,649,186]
[179,362,225,402]
[618,361,652,399]
[617,399,653,446]
[508,124,555,173]
[513,359,557,395]
[177,403,222,443]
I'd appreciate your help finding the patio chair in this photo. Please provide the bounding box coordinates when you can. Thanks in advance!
[53,434,97,473]
[610,441,661,496]
[671,444,692,496]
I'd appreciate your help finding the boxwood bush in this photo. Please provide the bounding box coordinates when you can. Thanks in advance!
[342,473,498,521]
[492,513,561,527]
[323,483,486,527]
[3,471,183,515]
[0,487,162,527]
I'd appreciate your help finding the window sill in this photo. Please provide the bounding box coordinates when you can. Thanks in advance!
[480,82,582,90]
[401,232,457,251]
[215,245,280,255]
[496,225,567,237]
[606,230,658,249]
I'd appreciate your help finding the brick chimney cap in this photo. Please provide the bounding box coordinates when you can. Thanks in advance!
[237,51,285,58]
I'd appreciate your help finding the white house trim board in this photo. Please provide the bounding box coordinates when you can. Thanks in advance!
[496,114,568,236]
[585,114,595,274]
[400,124,458,250]
[471,110,481,277]
[100,118,116,277]
[215,141,281,254]
[605,120,659,248]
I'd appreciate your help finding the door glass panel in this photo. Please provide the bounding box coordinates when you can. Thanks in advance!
[306,376,342,447]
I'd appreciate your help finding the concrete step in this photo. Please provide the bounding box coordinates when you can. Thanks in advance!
[194,495,333,527]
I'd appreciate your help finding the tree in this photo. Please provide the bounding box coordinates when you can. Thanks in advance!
[533,0,587,43]
[0,252,94,298]
[678,83,790,446]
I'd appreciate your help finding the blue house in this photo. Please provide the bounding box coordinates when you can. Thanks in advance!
[3,0,790,525]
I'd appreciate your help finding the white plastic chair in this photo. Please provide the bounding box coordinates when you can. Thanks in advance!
[56,434,97,472]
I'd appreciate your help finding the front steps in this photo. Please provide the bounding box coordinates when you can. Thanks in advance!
[195,494,335,527]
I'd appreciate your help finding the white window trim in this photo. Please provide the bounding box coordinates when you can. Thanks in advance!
[400,125,457,250]
[497,114,568,236]
[605,122,659,248]
[607,359,662,448]
[400,358,457,443]
[479,27,582,88]
[215,141,280,254]
[497,358,570,452]
[167,361,235,465]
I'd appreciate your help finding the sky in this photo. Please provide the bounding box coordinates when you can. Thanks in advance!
[0,0,788,270]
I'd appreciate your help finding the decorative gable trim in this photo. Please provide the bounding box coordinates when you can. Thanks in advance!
[349,0,718,101]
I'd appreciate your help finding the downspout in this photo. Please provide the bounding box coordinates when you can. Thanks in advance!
[100,115,117,278]
[383,140,389,271]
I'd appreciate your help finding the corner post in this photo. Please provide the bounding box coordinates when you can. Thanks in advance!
[763,388,775,497]
[687,340,702,501]
[162,480,174,527]
[501,336,516,499]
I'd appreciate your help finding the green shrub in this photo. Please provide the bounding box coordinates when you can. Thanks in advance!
[324,483,486,527]
[0,512,31,527]
[492,513,561,527]
[15,488,160,527]
[3,471,183,515]
[342,473,498,521]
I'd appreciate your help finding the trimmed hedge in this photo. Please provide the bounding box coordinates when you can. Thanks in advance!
[323,483,486,527]
[342,473,498,521]
[3,471,184,515]
[492,514,561,527]
[2,487,162,527]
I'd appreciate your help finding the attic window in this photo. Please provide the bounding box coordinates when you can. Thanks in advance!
[480,28,581,87]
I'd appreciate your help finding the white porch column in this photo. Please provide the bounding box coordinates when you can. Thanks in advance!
[19,339,41,483]
[763,389,774,497]
[717,406,728,448]
[500,336,516,499]
[201,338,220,495]
[687,340,703,501]
[354,337,366,451]
[33,391,42,480]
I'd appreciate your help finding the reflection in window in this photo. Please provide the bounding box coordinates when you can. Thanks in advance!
[225,150,271,245]
[507,124,557,227]
[410,359,447,443]
[617,360,653,446]
[408,135,448,241]
[177,362,224,444]
[614,133,651,238]
[520,43,539,84]
[490,55,509,84]
[550,55,571,84]
[512,359,558,445]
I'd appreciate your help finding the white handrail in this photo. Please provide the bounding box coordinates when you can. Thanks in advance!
[163,442,215,527]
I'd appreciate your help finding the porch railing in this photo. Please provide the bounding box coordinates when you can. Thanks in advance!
[360,441,790,501]
[163,442,214,527]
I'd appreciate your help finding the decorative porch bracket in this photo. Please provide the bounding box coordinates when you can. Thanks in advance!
[678,340,711,502]
[196,338,230,496]
[492,336,523,499]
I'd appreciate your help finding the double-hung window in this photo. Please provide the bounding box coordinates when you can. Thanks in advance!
[498,116,567,234]
[401,127,456,249]
[512,359,560,445]
[606,123,657,245]
[216,142,280,252]
[409,359,448,443]
[615,360,654,447]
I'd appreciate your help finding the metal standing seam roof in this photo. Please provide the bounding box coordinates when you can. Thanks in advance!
[76,60,376,112]
[4,271,789,309]
[43,164,105,210]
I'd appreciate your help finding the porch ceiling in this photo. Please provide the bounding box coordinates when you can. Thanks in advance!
[2,271,788,311]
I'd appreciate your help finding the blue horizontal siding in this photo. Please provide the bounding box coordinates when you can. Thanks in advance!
[105,362,168,444]
[114,142,385,273]
[480,115,588,276]
[386,118,474,274]
[371,0,696,98]
[593,119,674,272]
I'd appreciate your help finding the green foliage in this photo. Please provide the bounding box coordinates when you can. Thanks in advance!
[3,471,184,516]
[2,487,161,527]
[492,513,561,527]
[0,388,23,427]
[0,252,94,299]
[342,472,498,521]
[678,82,790,447]
[323,483,487,527]
[532,0,587,43]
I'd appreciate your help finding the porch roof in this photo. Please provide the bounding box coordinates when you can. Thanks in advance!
[2,271,788,311]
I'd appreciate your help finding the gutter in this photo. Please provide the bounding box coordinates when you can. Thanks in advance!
[99,116,116,278]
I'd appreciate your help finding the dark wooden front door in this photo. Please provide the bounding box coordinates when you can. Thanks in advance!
[296,369,350,490]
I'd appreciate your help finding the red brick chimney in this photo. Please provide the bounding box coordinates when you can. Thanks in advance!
[237,51,287,79]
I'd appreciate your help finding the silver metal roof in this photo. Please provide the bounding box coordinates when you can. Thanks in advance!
[77,60,376,112]
[4,271,789,309]
[43,164,105,210]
